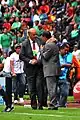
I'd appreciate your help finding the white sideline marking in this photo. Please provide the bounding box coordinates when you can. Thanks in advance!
[13,112,80,118]
[0,111,80,118]
[14,112,62,117]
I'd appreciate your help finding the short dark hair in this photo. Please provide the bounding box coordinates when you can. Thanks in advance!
[59,43,66,50]
[15,44,21,49]
[42,31,51,39]
[9,51,13,56]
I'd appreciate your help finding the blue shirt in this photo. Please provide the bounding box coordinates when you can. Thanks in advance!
[59,52,73,80]
[65,52,73,64]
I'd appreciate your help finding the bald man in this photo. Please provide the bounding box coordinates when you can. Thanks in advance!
[19,28,47,109]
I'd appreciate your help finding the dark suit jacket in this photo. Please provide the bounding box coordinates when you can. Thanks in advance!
[19,37,43,76]
[41,41,60,77]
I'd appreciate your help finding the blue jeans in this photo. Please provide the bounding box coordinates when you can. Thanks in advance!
[3,47,11,56]
[12,73,26,100]
[57,79,69,106]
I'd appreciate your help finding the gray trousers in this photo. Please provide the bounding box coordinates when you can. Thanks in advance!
[46,76,58,107]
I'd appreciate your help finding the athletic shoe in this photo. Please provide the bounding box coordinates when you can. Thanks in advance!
[14,100,18,104]
[19,98,24,103]
[2,106,14,112]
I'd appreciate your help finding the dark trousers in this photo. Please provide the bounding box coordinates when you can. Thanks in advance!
[0,88,9,107]
[6,77,12,106]
[0,77,12,107]
[27,67,45,108]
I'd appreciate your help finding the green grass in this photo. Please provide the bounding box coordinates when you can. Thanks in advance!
[0,96,78,120]
[23,94,30,100]
[23,95,74,101]
[0,105,80,120]
[67,96,74,102]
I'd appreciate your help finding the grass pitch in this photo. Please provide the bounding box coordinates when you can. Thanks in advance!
[0,105,80,120]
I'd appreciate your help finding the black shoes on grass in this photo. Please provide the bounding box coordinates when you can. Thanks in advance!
[2,106,14,112]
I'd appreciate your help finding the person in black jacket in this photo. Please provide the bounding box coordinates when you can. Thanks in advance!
[19,28,47,109]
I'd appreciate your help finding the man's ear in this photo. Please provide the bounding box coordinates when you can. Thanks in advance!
[28,30,30,36]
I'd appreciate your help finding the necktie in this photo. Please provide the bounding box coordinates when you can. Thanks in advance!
[32,41,37,59]
[33,41,35,50]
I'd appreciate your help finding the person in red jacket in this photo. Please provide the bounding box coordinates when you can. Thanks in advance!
[3,19,11,32]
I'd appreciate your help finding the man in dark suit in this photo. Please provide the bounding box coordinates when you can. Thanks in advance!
[40,31,60,110]
[19,28,46,109]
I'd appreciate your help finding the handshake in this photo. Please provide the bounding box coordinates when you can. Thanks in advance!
[29,59,38,65]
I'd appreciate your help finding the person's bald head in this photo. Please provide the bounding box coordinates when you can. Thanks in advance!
[28,28,36,33]
[28,28,37,41]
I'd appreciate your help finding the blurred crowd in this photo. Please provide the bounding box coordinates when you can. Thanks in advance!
[0,0,80,52]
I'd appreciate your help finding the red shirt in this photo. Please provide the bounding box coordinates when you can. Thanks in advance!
[3,23,11,31]
[38,5,49,14]
[67,7,74,17]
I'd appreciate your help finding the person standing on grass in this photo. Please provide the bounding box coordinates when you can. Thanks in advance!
[0,85,14,112]
[2,51,14,111]
[10,44,26,104]
[19,28,46,109]
[40,31,60,110]
[58,43,72,107]
[0,49,14,112]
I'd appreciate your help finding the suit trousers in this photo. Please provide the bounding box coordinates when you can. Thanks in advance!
[27,67,45,108]
[46,76,58,107]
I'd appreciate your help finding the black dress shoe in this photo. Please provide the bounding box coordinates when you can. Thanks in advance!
[31,100,37,110]
[32,106,37,110]
[48,104,58,110]
[58,105,66,108]
[43,103,48,107]
[48,106,58,110]
[38,106,43,110]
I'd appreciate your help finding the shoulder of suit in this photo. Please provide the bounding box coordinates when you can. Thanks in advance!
[22,39,29,45]
[46,42,58,49]
[46,42,55,46]
[35,37,40,42]
[36,37,43,44]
